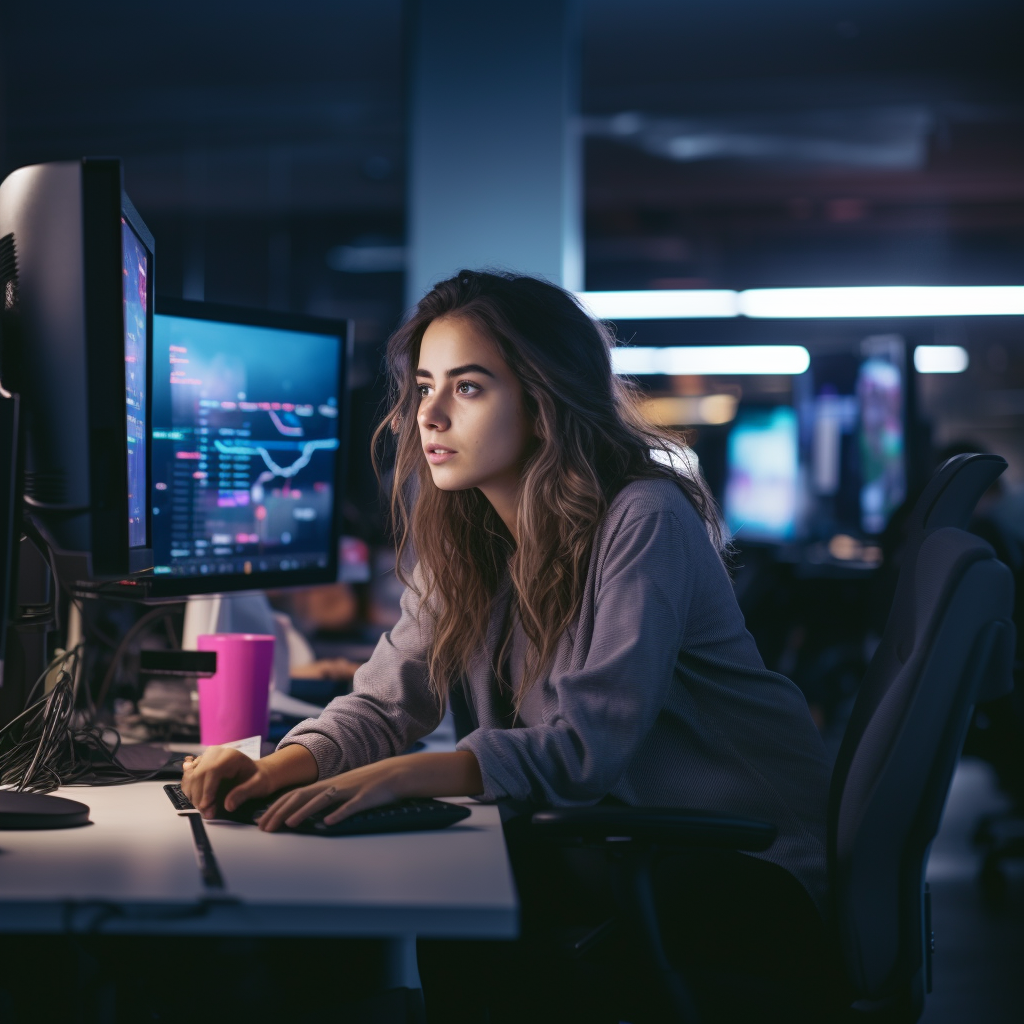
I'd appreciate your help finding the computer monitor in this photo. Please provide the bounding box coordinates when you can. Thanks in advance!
[0,158,154,727]
[856,354,905,534]
[800,337,907,540]
[723,406,801,543]
[149,301,350,598]
[0,158,154,582]
[720,338,907,548]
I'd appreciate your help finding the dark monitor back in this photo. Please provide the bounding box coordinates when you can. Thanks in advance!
[149,300,350,598]
[0,159,154,582]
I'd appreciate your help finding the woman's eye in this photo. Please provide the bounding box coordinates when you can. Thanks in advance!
[416,384,430,398]
[455,380,480,395]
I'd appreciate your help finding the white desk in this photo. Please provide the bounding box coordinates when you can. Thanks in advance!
[0,781,518,987]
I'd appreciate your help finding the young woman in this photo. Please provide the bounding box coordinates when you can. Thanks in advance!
[182,270,835,1020]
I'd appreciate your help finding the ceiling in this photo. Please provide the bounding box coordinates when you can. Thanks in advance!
[1,0,1021,294]
[1,0,1023,480]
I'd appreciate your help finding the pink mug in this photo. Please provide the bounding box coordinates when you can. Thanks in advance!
[196,633,275,746]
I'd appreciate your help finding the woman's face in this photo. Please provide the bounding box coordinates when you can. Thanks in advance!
[416,316,533,527]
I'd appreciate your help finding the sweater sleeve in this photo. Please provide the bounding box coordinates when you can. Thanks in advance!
[456,508,692,805]
[276,569,444,778]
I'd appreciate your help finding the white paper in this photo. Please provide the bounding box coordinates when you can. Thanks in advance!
[220,734,262,760]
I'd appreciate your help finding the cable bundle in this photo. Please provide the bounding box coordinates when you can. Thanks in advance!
[0,646,166,792]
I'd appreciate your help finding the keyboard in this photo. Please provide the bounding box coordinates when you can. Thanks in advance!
[163,783,471,836]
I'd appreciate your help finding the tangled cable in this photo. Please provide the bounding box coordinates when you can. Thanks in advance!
[0,645,168,793]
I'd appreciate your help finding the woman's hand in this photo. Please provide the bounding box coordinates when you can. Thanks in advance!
[181,744,319,819]
[255,750,484,832]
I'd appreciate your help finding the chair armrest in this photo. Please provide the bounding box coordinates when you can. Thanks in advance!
[530,806,776,851]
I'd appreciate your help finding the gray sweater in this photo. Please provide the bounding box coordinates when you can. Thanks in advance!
[279,478,831,908]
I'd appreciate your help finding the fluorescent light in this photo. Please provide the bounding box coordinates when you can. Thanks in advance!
[579,285,1024,320]
[577,290,739,319]
[740,286,1024,319]
[613,345,810,376]
[913,345,969,373]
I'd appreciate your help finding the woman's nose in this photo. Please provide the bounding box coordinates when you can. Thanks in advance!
[418,393,450,431]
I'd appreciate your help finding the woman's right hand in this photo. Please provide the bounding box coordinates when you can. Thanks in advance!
[181,747,275,819]
[180,743,320,819]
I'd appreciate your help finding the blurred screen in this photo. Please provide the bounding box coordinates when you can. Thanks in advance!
[724,406,800,542]
[857,356,905,534]
[121,218,148,549]
[151,315,342,581]
[799,338,906,540]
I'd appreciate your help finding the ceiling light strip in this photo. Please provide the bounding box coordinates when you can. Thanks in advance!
[578,289,739,319]
[578,286,1024,320]
[611,345,810,376]
[913,346,970,373]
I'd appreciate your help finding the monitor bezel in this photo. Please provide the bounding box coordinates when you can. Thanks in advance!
[119,190,156,570]
[80,160,156,577]
[146,298,352,599]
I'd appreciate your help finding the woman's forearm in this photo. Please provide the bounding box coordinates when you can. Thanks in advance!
[263,744,320,790]
[399,750,484,798]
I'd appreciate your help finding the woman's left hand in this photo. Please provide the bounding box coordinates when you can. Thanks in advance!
[256,757,415,832]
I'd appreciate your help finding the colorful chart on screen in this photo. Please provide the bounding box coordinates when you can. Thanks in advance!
[152,312,343,586]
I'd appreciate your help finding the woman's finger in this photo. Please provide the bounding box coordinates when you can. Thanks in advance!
[222,771,262,812]
[284,786,341,828]
[258,787,317,832]
[192,761,217,814]
[321,791,371,826]
[194,757,228,816]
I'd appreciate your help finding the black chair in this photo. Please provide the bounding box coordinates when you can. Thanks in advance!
[531,453,1016,1022]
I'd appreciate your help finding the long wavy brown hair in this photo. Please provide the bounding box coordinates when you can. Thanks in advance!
[373,270,725,710]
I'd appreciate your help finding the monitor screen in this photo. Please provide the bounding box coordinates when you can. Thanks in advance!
[801,338,906,540]
[723,406,800,543]
[122,217,149,550]
[151,306,346,593]
[856,356,905,534]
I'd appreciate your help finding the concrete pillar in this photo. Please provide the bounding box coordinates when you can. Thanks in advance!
[406,0,582,307]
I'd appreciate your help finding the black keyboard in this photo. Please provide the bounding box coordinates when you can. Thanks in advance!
[164,783,194,811]
[163,783,471,836]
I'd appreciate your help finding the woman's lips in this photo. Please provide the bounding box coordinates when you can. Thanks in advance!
[425,445,457,465]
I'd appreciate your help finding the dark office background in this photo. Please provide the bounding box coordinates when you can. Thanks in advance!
[2,0,1023,495]
[1,2,1023,1018]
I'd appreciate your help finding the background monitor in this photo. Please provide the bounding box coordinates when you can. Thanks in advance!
[0,158,154,584]
[149,300,350,598]
[723,405,801,543]
[798,337,907,541]
[716,338,908,548]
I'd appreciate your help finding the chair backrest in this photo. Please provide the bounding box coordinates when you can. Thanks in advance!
[828,454,1016,1017]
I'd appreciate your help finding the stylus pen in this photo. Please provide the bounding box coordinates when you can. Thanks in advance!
[185,812,226,890]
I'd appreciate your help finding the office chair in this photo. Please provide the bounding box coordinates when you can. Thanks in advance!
[973,680,1024,902]
[531,453,1016,1023]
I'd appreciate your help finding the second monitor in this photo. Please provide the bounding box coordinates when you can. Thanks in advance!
[150,300,351,597]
